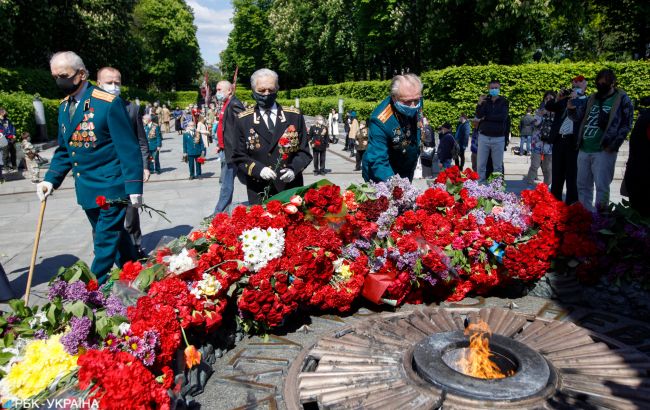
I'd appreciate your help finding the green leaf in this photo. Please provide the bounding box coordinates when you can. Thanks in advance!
[95,316,112,339]
[46,303,58,324]
[8,299,27,316]
[63,301,87,318]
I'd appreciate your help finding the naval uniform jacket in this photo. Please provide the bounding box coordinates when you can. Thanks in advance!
[309,123,329,152]
[232,104,312,203]
[44,85,143,209]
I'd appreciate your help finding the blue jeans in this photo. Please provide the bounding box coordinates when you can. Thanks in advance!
[577,150,617,212]
[214,151,237,214]
[477,134,505,182]
[519,135,531,154]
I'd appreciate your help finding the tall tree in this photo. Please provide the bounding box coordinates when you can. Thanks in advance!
[133,0,203,89]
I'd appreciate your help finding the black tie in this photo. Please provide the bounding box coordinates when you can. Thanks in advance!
[265,110,275,134]
[69,96,77,120]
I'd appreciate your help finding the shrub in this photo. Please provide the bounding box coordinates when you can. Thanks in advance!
[0,92,60,140]
[0,67,60,98]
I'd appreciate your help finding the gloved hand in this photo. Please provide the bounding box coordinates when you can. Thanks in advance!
[423,147,434,155]
[259,167,277,181]
[130,194,143,208]
[279,168,295,183]
[36,181,53,202]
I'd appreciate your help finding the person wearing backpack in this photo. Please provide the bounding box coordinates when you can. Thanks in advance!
[524,92,555,186]
[437,123,457,170]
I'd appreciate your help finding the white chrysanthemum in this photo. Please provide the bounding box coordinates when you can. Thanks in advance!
[190,273,223,299]
[239,227,285,272]
[28,312,48,328]
[118,323,131,335]
[164,248,196,275]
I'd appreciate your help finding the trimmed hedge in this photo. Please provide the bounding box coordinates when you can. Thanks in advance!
[0,67,60,99]
[280,61,650,136]
[0,92,59,140]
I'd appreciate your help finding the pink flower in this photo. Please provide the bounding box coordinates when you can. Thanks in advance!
[289,195,303,206]
[492,206,504,215]
[283,204,298,214]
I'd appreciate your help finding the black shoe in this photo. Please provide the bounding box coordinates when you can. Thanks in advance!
[342,148,348,152]
[313,171,319,176]
[354,167,361,171]
[189,176,195,180]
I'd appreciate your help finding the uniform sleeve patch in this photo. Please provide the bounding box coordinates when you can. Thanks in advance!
[238,108,254,118]
[377,104,393,123]
[283,107,301,115]
[91,89,116,102]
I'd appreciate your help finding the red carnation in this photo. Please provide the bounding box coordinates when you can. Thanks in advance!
[197,157,205,164]
[95,195,110,210]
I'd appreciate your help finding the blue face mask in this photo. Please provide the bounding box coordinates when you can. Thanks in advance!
[216,92,226,101]
[394,100,421,117]
[488,88,500,97]
[573,88,584,96]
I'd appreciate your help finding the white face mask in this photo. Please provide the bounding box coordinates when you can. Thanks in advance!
[102,83,121,97]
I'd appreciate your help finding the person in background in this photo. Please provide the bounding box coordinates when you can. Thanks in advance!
[348,111,359,157]
[454,113,470,169]
[437,123,455,169]
[183,121,206,180]
[328,108,339,143]
[161,104,171,133]
[518,108,535,155]
[343,111,352,151]
[173,106,183,134]
[571,69,634,211]
[0,108,17,170]
[470,118,480,172]
[524,92,555,186]
[362,73,423,182]
[144,114,162,174]
[181,107,193,132]
[355,120,369,172]
[309,115,329,175]
[475,79,510,182]
[20,132,40,183]
[196,114,211,149]
[420,117,436,178]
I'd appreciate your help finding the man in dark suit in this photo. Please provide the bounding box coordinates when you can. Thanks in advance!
[309,115,329,175]
[214,80,245,213]
[232,68,312,205]
[37,51,143,282]
[97,67,148,257]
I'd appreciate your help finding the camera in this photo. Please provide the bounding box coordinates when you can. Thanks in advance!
[560,88,572,97]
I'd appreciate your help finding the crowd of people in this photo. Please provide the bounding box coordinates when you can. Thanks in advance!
[0,52,646,293]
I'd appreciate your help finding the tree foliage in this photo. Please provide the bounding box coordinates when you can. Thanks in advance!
[0,0,202,90]
[221,0,650,88]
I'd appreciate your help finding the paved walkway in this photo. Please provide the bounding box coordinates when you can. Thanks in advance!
[0,119,626,306]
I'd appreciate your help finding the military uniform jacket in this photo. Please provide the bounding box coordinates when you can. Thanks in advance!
[362,96,421,182]
[144,123,162,151]
[232,104,312,196]
[44,84,143,209]
[309,124,329,152]
[183,131,206,157]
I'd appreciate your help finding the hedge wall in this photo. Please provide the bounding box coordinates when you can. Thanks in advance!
[280,61,650,136]
[0,92,59,140]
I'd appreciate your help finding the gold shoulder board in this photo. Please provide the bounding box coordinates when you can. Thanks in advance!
[284,107,301,114]
[377,104,393,123]
[91,89,116,102]
[238,107,254,118]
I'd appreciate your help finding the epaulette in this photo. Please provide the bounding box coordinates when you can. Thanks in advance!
[91,88,116,102]
[283,107,301,115]
[238,107,254,118]
[377,104,393,123]
[60,96,69,104]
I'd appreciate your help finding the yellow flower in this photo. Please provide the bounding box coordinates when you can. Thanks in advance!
[338,264,352,280]
[3,334,78,399]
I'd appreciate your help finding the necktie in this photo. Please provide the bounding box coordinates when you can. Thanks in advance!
[68,96,77,120]
[265,110,275,134]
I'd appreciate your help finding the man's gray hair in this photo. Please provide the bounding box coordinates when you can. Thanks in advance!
[390,73,423,98]
[217,80,233,90]
[250,68,279,91]
[50,51,86,72]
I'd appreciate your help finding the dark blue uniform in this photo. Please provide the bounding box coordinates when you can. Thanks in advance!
[44,85,143,279]
[362,97,421,182]
[182,131,206,178]
[144,122,162,173]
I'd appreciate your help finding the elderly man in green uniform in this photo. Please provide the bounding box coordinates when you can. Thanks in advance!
[36,51,143,281]
[144,114,163,174]
[362,73,423,182]
[232,68,312,205]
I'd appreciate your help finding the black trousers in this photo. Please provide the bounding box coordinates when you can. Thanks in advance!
[551,135,579,204]
[355,150,365,170]
[124,204,142,250]
[313,150,326,171]
[5,141,16,168]
[454,149,466,170]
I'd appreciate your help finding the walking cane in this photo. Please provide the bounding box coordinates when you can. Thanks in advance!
[24,199,47,304]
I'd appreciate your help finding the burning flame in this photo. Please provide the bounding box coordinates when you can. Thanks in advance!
[457,320,513,379]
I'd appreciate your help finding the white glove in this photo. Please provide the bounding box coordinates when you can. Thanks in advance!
[279,168,295,183]
[130,194,143,208]
[423,147,434,155]
[260,167,277,181]
[36,181,53,202]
